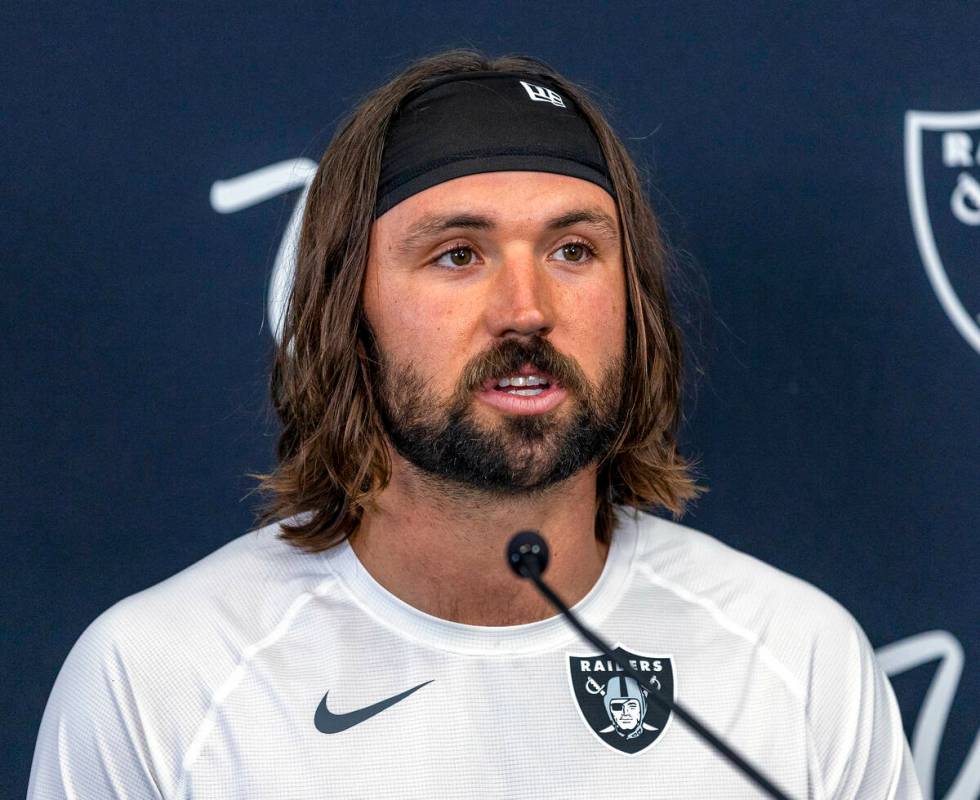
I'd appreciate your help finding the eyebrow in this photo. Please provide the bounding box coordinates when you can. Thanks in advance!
[397,206,619,253]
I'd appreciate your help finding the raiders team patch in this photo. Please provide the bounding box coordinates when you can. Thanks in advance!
[567,646,674,755]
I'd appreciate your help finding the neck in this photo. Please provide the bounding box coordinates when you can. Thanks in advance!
[350,454,609,625]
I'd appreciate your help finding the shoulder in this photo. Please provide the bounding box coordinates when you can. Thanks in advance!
[81,516,334,679]
[30,518,336,797]
[626,509,860,630]
[30,519,329,796]
[621,507,870,693]
[55,517,326,689]
[619,508,919,797]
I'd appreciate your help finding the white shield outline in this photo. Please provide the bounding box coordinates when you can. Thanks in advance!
[905,110,980,355]
[565,643,677,757]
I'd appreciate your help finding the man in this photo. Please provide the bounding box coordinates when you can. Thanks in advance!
[28,51,921,798]
[603,676,651,740]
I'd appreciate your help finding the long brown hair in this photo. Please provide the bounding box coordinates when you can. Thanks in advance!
[253,50,702,553]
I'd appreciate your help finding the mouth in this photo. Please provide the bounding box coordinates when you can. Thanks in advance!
[476,364,567,415]
[481,364,556,395]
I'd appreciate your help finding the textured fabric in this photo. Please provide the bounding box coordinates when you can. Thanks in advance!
[28,508,921,799]
[375,72,614,216]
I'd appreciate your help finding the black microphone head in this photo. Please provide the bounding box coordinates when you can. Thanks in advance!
[507,530,550,578]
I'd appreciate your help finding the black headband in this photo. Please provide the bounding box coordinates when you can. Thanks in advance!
[374,71,615,217]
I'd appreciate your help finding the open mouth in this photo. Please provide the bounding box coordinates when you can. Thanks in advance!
[491,373,552,396]
[476,365,566,415]
[481,366,557,396]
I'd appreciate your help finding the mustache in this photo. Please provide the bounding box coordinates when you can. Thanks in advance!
[456,337,589,398]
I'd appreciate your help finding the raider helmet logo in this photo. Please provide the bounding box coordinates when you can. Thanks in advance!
[567,646,674,755]
[906,109,980,356]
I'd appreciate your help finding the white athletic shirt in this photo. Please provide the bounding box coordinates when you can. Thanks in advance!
[28,507,921,799]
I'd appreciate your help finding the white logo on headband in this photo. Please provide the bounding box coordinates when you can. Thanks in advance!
[520,80,565,108]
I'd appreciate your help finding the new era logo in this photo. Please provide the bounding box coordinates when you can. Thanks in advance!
[520,80,566,108]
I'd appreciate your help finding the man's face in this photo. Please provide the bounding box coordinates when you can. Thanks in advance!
[362,171,627,493]
[610,698,641,731]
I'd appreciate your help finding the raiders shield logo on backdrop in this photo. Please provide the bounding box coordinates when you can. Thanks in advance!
[567,646,674,755]
[905,110,980,355]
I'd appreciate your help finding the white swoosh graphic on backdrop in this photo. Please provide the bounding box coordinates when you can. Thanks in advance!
[211,158,317,343]
[877,631,979,800]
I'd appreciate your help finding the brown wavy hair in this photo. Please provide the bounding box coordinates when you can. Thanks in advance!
[253,50,702,553]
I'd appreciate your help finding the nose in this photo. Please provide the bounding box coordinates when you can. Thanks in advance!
[483,248,555,339]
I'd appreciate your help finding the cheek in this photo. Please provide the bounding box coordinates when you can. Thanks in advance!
[368,280,472,377]
[558,281,627,367]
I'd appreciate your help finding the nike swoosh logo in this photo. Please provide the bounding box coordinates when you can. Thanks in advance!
[314,680,432,734]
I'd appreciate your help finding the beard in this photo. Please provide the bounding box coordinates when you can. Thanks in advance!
[368,334,624,495]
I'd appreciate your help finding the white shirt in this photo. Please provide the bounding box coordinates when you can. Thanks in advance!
[28,507,921,799]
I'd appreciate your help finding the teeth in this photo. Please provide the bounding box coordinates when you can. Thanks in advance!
[508,388,544,396]
[496,374,548,388]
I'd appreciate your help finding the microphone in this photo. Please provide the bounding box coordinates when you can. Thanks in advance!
[507,530,793,800]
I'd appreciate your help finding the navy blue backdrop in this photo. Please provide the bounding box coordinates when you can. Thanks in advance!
[4,4,978,798]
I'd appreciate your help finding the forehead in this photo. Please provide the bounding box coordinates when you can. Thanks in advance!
[373,171,619,236]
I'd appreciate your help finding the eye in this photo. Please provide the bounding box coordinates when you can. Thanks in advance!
[434,244,477,269]
[551,240,595,263]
